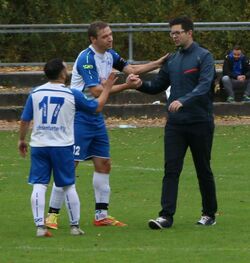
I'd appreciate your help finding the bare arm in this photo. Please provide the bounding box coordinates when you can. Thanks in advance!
[90,83,130,97]
[18,120,30,157]
[123,53,170,75]
[95,72,118,112]
[89,74,141,98]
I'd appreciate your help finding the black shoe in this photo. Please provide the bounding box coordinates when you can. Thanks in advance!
[148,216,173,229]
[196,215,216,226]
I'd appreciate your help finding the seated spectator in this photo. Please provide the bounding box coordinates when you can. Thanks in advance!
[221,45,250,103]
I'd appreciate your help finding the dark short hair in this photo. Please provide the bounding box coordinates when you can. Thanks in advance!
[233,45,241,51]
[88,21,109,40]
[44,58,65,80]
[169,16,194,31]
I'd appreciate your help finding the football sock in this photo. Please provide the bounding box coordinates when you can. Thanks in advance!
[48,182,64,212]
[31,184,47,227]
[64,184,80,225]
[48,207,60,214]
[93,172,110,220]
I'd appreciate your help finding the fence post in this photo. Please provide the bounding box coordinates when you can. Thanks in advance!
[128,26,133,63]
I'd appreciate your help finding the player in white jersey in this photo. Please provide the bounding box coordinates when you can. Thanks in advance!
[46,21,167,228]
[18,58,117,237]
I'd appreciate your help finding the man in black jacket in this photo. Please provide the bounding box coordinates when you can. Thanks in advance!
[129,16,218,229]
[221,45,250,102]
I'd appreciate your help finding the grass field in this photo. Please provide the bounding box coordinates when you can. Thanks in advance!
[0,125,250,263]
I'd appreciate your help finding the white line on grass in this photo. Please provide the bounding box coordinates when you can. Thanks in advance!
[83,163,164,172]
[12,245,250,253]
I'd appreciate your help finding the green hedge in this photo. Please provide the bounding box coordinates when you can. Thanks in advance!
[1,0,250,62]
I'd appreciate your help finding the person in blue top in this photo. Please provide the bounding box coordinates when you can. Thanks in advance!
[18,58,117,237]
[129,16,218,229]
[221,45,250,103]
[46,21,165,228]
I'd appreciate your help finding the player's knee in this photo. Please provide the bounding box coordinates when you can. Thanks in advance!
[53,184,64,193]
[96,159,111,173]
[31,184,47,204]
[63,184,76,191]
[222,75,230,83]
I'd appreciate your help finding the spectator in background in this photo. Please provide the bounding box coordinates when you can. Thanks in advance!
[221,45,250,103]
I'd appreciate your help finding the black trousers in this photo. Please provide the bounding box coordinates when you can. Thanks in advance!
[159,121,218,218]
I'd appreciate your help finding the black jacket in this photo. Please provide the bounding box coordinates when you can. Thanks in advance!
[138,42,215,124]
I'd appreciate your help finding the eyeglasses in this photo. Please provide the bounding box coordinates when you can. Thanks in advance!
[169,30,186,37]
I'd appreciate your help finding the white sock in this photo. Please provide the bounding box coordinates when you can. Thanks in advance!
[31,184,47,227]
[93,172,110,220]
[93,172,110,204]
[64,184,80,226]
[49,182,64,210]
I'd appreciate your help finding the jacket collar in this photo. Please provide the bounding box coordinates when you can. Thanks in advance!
[179,41,198,53]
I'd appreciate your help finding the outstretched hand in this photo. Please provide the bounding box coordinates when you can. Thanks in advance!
[156,53,170,67]
[102,72,118,89]
[126,74,142,89]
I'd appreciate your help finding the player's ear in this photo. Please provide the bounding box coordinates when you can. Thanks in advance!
[90,36,97,44]
[60,68,68,84]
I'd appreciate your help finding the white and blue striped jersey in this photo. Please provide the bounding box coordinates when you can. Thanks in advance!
[71,45,128,126]
[21,82,98,147]
[71,45,128,95]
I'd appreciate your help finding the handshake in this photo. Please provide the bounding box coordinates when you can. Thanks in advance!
[126,74,142,89]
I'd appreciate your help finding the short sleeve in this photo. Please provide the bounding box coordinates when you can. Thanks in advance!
[109,49,129,71]
[72,89,98,113]
[76,51,100,88]
[21,95,33,121]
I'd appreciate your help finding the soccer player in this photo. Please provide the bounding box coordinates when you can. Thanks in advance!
[46,21,167,228]
[18,58,117,237]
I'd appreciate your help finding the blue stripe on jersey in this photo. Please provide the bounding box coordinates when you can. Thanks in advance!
[31,88,73,96]
[77,48,100,88]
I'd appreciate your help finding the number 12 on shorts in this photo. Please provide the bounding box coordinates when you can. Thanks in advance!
[73,145,80,156]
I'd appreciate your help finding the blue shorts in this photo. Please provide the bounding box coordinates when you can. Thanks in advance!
[29,146,75,187]
[73,122,110,161]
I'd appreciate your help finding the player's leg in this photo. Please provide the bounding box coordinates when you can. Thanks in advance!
[64,184,84,235]
[52,146,84,235]
[92,157,111,220]
[90,127,126,226]
[45,182,64,229]
[46,162,79,229]
[29,147,52,237]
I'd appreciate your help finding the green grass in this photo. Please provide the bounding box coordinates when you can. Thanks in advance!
[0,125,250,263]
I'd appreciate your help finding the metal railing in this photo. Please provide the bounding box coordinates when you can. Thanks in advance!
[1,22,250,66]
